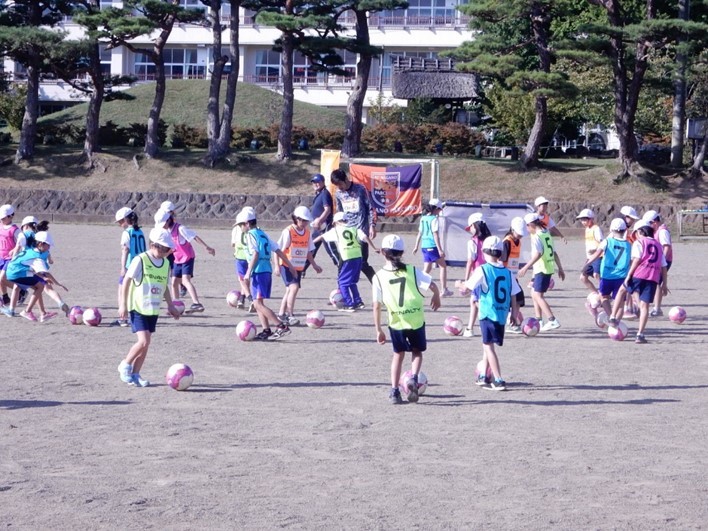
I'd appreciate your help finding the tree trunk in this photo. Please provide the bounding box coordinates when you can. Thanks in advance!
[217,0,240,160]
[15,64,40,163]
[689,128,707,178]
[277,34,294,161]
[84,41,105,162]
[670,0,690,168]
[206,0,226,163]
[341,10,372,158]
[523,96,547,168]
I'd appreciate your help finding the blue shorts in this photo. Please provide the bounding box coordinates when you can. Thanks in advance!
[389,325,427,353]
[583,258,601,277]
[627,277,658,304]
[130,311,158,334]
[480,318,505,346]
[422,248,441,263]
[0,258,9,271]
[532,273,553,293]
[251,271,272,299]
[172,258,195,278]
[8,276,43,290]
[280,265,302,287]
[599,277,624,299]
[235,259,248,279]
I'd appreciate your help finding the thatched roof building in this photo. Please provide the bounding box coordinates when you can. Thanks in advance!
[391,56,478,100]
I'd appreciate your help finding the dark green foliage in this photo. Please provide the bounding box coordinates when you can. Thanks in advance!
[361,123,485,155]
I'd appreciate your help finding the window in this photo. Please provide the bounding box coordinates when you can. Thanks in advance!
[100,45,112,76]
[293,52,319,84]
[134,48,202,80]
[254,50,280,83]
[376,0,469,26]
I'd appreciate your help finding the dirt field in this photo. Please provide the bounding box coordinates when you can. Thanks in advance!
[2,225,707,529]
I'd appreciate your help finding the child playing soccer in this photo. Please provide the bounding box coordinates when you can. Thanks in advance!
[518,213,565,331]
[643,210,673,317]
[112,207,146,327]
[576,208,604,295]
[583,218,631,319]
[314,211,378,312]
[0,204,19,307]
[608,220,668,344]
[501,216,528,333]
[242,210,299,340]
[463,213,491,337]
[373,234,441,404]
[534,196,567,243]
[231,207,256,312]
[275,206,322,326]
[413,199,453,297]
[465,236,520,391]
[117,228,181,387]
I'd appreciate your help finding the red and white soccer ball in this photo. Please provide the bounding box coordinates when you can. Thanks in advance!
[236,319,257,341]
[399,370,428,396]
[443,315,464,336]
[521,317,540,337]
[226,290,241,308]
[171,300,186,316]
[596,310,609,329]
[329,289,344,306]
[165,363,194,391]
[68,306,84,325]
[668,306,687,324]
[474,360,493,385]
[607,321,629,341]
[306,309,325,329]
[83,307,102,327]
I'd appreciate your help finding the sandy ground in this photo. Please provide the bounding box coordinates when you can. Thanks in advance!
[2,225,708,529]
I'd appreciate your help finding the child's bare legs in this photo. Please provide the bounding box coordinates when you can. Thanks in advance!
[390,351,405,388]
[181,274,200,305]
[609,286,628,321]
[278,284,299,317]
[238,276,251,299]
[23,284,44,313]
[43,285,69,315]
[636,300,650,336]
[253,298,278,330]
[411,350,422,376]
[652,281,666,314]
[124,330,151,374]
[580,271,598,293]
[435,258,448,291]
[531,291,554,320]
[0,270,10,303]
[467,299,478,329]
[483,343,502,381]
[422,262,433,275]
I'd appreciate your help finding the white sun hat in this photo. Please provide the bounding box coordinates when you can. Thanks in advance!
[381,234,405,251]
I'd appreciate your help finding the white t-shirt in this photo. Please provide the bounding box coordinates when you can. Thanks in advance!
[120,230,130,249]
[656,227,672,247]
[174,225,197,245]
[467,240,478,262]
[372,266,432,303]
[230,226,241,246]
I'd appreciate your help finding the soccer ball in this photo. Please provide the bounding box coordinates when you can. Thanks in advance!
[399,370,428,396]
[306,309,325,329]
[68,306,84,325]
[329,289,344,306]
[587,292,601,309]
[607,321,629,341]
[165,363,194,391]
[443,315,464,336]
[83,307,102,327]
[226,290,241,308]
[521,317,540,337]
[236,319,257,341]
[596,310,609,329]
[171,300,186,315]
[474,360,493,385]
[668,306,687,324]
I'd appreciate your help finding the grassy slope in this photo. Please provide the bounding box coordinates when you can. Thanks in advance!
[40,80,346,131]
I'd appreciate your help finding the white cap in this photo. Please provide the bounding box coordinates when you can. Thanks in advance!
[511,217,528,236]
[0,204,14,218]
[524,212,540,224]
[21,215,38,226]
[576,208,595,219]
[235,211,250,224]
[34,231,54,247]
[610,218,627,232]
[160,200,176,212]
[642,210,660,222]
[293,206,313,221]
[149,227,175,249]
[333,212,346,223]
[115,207,133,222]
[632,220,651,232]
[381,234,405,251]
[154,209,171,226]
[466,213,484,229]
[534,196,549,207]
[620,206,640,220]
[429,198,445,209]
[239,207,257,222]
[482,235,503,252]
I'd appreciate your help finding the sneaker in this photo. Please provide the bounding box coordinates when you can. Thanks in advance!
[254,329,272,341]
[354,302,366,310]
[110,319,122,327]
[406,376,419,403]
[18,289,27,304]
[179,286,188,298]
[117,361,134,384]
[39,312,58,322]
[507,324,522,334]
[186,303,205,314]
[635,334,648,344]
[337,304,357,313]
[277,313,288,324]
[441,288,454,298]
[1,293,9,306]
[475,373,489,386]
[389,388,403,405]
[650,308,663,317]
[286,316,299,326]
[485,379,507,391]
[60,303,70,317]
[248,300,256,313]
[236,296,245,310]
[540,319,561,331]
[1,306,16,318]
[132,373,150,387]
[119,319,130,327]
[607,317,620,327]
[268,325,291,340]
[463,327,474,337]
[20,310,37,322]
